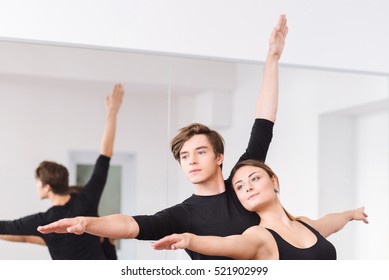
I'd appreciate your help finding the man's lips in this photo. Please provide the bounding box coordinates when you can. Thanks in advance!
[190,169,201,173]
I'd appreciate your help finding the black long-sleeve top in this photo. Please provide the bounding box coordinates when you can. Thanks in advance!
[0,155,110,260]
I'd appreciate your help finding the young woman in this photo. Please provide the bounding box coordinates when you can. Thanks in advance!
[151,159,368,260]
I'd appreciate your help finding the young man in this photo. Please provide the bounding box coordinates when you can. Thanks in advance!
[0,84,124,259]
[38,15,288,260]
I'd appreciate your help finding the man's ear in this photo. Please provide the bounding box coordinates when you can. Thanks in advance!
[217,154,224,165]
[43,184,52,193]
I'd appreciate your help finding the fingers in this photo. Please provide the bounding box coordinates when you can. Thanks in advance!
[106,83,124,112]
[282,25,289,39]
[275,14,288,40]
[113,83,123,95]
[361,212,369,223]
[275,14,285,30]
[37,222,61,234]
[357,207,369,224]
[37,218,80,234]
[37,225,47,233]
[151,235,181,250]
[276,14,287,30]
[151,241,173,250]
[37,223,83,235]
[115,83,124,95]
[110,84,123,99]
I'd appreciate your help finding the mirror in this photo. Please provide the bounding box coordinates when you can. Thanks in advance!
[0,40,387,260]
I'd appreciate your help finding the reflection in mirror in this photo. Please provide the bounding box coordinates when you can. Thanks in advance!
[0,40,171,259]
[0,40,387,260]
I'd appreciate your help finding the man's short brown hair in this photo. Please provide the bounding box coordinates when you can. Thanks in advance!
[170,123,225,163]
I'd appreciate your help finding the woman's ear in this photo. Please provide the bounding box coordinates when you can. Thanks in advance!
[272,175,279,193]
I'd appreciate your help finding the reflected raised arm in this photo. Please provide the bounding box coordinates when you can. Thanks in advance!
[100,83,124,157]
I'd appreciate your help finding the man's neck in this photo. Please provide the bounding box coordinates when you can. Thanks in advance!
[193,172,226,196]
[49,193,71,206]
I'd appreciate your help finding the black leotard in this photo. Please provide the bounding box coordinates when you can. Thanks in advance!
[266,220,337,260]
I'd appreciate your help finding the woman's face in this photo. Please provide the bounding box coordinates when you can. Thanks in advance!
[232,165,278,212]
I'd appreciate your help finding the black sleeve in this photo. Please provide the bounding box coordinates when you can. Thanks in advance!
[225,118,273,183]
[133,204,191,241]
[81,155,111,209]
[237,118,274,163]
[0,213,45,236]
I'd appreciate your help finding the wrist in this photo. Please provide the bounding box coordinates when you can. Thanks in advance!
[347,210,355,221]
[266,51,281,62]
[184,233,193,247]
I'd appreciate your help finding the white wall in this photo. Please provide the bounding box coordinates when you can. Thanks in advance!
[354,110,388,259]
[1,1,389,74]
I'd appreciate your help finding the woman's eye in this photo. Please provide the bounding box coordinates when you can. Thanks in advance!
[251,176,260,182]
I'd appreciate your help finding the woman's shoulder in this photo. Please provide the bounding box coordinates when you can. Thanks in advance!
[243,225,272,241]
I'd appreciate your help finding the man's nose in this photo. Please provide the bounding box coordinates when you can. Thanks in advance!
[189,154,197,165]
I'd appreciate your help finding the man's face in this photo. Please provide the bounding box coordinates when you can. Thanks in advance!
[35,179,49,199]
[179,134,223,185]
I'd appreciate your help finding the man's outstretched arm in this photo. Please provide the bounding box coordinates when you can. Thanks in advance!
[38,214,140,239]
[0,234,46,245]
